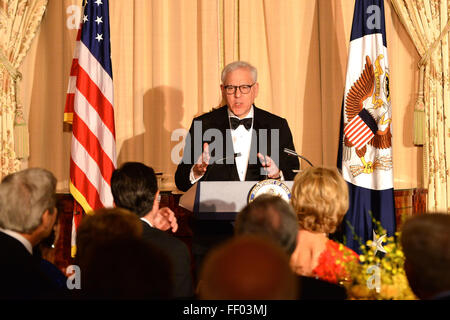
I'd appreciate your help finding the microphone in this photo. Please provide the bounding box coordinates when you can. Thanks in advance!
[284,148,314,169]
[202,152,242,181]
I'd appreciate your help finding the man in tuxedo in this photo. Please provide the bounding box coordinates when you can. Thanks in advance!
[236,195,348,300]
[111,162,194,299]
[0,168,61,299]
[175,61,299,277]
[175,61,299,191]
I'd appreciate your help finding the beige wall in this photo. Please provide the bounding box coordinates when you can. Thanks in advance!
[19,0,422,192]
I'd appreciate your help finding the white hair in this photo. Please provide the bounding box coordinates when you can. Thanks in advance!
[0,168,56,234]
[221,61,258,84]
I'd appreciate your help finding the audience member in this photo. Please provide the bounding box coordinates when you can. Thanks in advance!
[75,208,174,299]
[401,213,450,300]
[0,168,63,299]
[35,221,67,290]
[111,162,193,299]
[236,194,299,253]
[82,237,173,300]
[290,167,358,284]
[236,194,347,300]
[75,207,143,269]
[199,235,297,300]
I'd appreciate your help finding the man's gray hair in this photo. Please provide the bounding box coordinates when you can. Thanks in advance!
[235,194,299,255]
[221,61,258,84]
[0,168,57,234]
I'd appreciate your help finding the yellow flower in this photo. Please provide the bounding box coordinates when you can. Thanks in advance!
[380,284,399,300]
[348,285,373,299]
[341,227,416,300]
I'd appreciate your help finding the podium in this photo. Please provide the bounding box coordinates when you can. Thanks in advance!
[179,181,294,221]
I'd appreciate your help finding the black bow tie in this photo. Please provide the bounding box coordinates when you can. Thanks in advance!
[230,117,253,130]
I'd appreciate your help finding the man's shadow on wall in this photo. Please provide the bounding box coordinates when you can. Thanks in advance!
[301,0,345,168]
[118,86,184,188]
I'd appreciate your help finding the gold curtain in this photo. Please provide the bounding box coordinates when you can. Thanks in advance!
[391,0,450,212]
[21,0,421,193]
[0,0,47,180]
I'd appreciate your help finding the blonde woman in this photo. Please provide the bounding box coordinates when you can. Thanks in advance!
[290,167,358,284]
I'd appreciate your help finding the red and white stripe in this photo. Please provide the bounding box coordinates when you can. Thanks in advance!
[64,22,116,254]
[64,28,82,121]
[344,115,374,150]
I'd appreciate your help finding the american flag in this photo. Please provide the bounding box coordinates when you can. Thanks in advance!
[64,0,116,255]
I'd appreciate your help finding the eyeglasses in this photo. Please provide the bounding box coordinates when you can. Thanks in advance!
[223,83,256,95]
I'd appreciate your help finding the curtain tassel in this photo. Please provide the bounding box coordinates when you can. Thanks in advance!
[413,66,425,146]
[14,113,30,160]
[0,49,30,160]
[13,71,29,160]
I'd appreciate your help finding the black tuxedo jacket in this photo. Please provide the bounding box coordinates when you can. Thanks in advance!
[141,221,194,299]
[175,105,299,192]
[0,232,58,299]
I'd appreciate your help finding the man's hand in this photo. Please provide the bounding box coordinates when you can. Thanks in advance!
[193,143,210,179]
[149,191,178,233]
[257,153,280,179]
[153,207,178,233]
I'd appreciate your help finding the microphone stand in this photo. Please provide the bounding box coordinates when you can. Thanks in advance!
[283,148,314,172]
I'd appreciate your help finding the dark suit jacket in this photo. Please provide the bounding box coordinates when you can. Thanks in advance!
[298,275,348,300]
[0,232,59,299]
[175,105,300,192]
[141,221,194,299]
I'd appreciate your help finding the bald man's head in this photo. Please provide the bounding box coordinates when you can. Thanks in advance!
[199,236,298,300]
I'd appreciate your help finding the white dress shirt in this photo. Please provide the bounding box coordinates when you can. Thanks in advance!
[0,228,33,255]
[190,107,254,184]
[228,108,284,181]
[140,217,154,228]
[228,107,254,181]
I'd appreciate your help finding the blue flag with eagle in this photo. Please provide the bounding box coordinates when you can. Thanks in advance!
[337,0,395,253]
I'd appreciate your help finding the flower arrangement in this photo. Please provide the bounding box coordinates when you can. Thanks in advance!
[342,217,417,300]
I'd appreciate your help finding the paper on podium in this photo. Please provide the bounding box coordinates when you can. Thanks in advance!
[179,181,293,220]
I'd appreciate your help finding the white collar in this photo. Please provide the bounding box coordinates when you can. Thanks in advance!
[140,217,154,228]
[0,228,33,255]
[227,105,254,119]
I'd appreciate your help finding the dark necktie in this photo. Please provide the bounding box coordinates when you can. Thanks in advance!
[230,117,253,130]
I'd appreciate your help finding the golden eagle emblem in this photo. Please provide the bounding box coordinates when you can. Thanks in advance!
[343,55,393,176]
